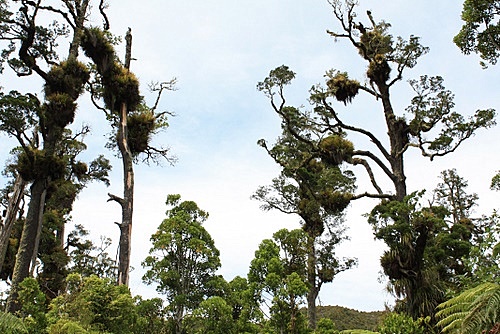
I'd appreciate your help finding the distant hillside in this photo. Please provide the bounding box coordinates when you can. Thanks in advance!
[316,305,386,331]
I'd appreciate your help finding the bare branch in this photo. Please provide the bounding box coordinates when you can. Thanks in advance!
[107,193,124,206]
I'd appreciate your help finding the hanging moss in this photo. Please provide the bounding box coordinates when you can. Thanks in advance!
[127,111,155,154]
[380,252,403,280]
[80,27,116,70]
[44,59,90,100]
[103,65,141,112]
[16,149,66,181]
[81,27,141,113]
[367,54,391,84]
[43,93,78,128]
[319,190,352,214]
[326,72,360,104]
[318,135,354,165]
[359,29,393,59]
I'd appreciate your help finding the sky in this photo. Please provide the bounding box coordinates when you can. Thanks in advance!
[1,0,499,312]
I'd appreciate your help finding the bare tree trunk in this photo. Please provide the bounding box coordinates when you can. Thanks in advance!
[114,28,134,286]
[6,179,47,313]
[115,101,134,286]
[0,175,26,274]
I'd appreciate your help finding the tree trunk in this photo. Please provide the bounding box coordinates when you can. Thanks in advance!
[379,85,407,201]
[116,101,134,286]
[307,234,319,330]
[6,178,47,313]
[115,29,134,286]
[0,175,26,273]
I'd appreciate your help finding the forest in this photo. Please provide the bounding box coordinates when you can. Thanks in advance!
[0,0,498,333]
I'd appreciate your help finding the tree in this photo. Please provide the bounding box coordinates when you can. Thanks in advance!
[454,0,500,67]
[66,224,117,280]
[142,194,221,334]
[258,0,496,319]
[248,228,310,334]
[46,274,138,334]
[254,127,357,329]
[81,25,176,287]
[0,0,96,312]
[191,296,235,334]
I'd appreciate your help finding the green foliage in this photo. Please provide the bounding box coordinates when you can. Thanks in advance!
[47,274,137,334]
[436,282,500,334]
[0,90,40,139]
[454,0,500,66]
[47,319,89,334]
[314,318,339,334]
[191,296,235,334]
[377,313,425,334]
[0,312,28,334]
[142,195,220,334]
[316,306,385,332]
[133,297,168,334]
[66,225,118,280]
[249,229,310,334]
[406,75,496,160]
[491,171,500,191]
[16,277,48,334]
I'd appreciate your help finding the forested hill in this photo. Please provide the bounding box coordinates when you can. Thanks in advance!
[316,306,386,331]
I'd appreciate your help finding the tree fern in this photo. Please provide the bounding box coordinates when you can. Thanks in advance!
[0,312,28,334]
[436,282,500,333]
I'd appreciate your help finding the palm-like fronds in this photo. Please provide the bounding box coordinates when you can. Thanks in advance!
[436,282,500,334]
[0,312,28,334]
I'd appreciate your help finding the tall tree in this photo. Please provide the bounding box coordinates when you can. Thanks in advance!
[254,128,356,329]
[142,194,221,334]
[0,0,97,312]
[258,0,496,319]
[81,25,176,286]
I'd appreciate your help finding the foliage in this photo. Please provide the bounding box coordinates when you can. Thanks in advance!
[16,277,48,334]
[46,274,137,334]
[66,224,117,280]
[249,228,310,334]
[436,282,500,334]
[190,296,235,334]
[315,318,339,334]
[142,194,221,334]
[258,2,496,321]
[454,0,500,67]
[133,297,168,334]
[377,312,426,334]
[0,312,28,334]
[316,306,385,332]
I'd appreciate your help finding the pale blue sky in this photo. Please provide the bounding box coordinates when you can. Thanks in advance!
[1,0,499,311]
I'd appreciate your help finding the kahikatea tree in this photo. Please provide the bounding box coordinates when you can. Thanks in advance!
[454,0,500,67]
[254,128,356,329]
[258,0,495,319]
[142,194,221,334]
[81,25,176,286]
[0,0,100,312]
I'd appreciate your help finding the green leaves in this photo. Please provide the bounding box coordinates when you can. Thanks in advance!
[437,282,500,334]
[142,195,220,333]
[256,65,296,95]
[454,0,500,66]
[406,75,496,159]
